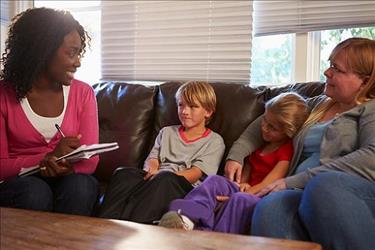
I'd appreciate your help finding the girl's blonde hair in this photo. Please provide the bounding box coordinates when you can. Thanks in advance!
[265,92,309,138]
[304,37,375,127]
[175,81,217,124]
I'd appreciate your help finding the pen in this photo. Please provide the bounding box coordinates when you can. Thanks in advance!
[55,124,65,137]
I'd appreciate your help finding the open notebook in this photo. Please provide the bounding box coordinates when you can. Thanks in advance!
[18,142,119,177]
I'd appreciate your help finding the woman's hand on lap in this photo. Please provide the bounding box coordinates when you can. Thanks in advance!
[216,195,230,202]
[255,178,287,197]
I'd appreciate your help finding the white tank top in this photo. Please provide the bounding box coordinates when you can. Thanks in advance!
[20,85,70,142]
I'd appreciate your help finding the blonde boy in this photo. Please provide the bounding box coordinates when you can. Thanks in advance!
[99,81,225,224]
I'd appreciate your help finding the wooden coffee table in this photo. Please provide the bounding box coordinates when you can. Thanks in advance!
[0,207,321,250]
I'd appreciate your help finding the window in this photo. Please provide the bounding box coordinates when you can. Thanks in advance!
[251,26,375,86]
[1,1,34,70]
[0,1,9,61]
[250,34,293,86]
[251,1,375,86]
[101,1,252,83]
[34,1,101,85]
[25,1,375,87]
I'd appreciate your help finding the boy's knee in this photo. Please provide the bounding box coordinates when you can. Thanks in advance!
[114,166,138,175]
[152,171,190,189]
[154,171,177,181]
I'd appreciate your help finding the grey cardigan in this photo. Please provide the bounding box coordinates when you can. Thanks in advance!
[227,95,375,189]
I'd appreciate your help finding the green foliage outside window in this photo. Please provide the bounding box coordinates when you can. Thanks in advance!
[251,27,375,86]
[250,34,293,86]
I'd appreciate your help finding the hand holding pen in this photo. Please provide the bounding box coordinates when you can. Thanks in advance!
[40,124,68,172]
[53,124,81,156]
[39,124,81,175]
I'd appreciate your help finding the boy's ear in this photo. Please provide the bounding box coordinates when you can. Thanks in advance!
[205,109,214,119]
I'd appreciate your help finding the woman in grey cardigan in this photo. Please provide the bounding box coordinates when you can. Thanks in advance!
[225,37,375,250]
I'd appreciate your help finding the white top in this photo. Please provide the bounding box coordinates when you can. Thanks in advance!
[20,85,70,142]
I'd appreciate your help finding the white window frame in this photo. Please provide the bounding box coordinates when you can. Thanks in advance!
[294,32,321,83]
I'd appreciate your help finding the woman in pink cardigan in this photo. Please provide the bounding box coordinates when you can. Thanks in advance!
[0,8,99,216]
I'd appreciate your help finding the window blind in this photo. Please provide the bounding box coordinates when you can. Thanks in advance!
[1,1,10,24]
[1,0,33,24]
[254,1,375,36]
[101,1,253,83]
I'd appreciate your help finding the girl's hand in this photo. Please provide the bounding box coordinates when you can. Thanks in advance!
[39,154,74,177]
[216,195,230,202]
[239,183,251,192]
[225,160,243,183]
[255,178,287,197]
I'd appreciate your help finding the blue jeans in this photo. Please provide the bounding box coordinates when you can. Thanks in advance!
[300,172,375,250]
[0,174,98,216]
[252,172,375,250]
[251,189,309,240]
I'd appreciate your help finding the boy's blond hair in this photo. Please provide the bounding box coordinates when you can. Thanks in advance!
[175,81,217,124]
[265,92,309,138]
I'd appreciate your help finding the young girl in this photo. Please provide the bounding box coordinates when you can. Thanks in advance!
[98,81,225,224]
[159,92,309,234]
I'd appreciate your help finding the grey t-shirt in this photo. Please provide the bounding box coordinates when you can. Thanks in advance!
[145,125,225,185]
[286,98,375,188]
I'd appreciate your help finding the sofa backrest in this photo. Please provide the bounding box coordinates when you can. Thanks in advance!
[93,82,159,182]
[93,81,325,182]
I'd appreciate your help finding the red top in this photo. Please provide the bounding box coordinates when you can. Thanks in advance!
[248,140,293,186]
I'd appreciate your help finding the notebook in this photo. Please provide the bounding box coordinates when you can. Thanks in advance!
[18,142,119,177]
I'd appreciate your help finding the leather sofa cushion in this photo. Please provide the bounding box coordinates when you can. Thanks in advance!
[93,81,325,182]
[93,82,158,182]
[266,81,325,100]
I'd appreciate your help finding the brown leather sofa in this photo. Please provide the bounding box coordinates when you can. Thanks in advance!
[92,81,325,184]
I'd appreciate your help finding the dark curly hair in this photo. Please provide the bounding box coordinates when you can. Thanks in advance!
[0,7,90,99]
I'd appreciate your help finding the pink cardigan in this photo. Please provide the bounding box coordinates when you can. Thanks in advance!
[0,79,99,181]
